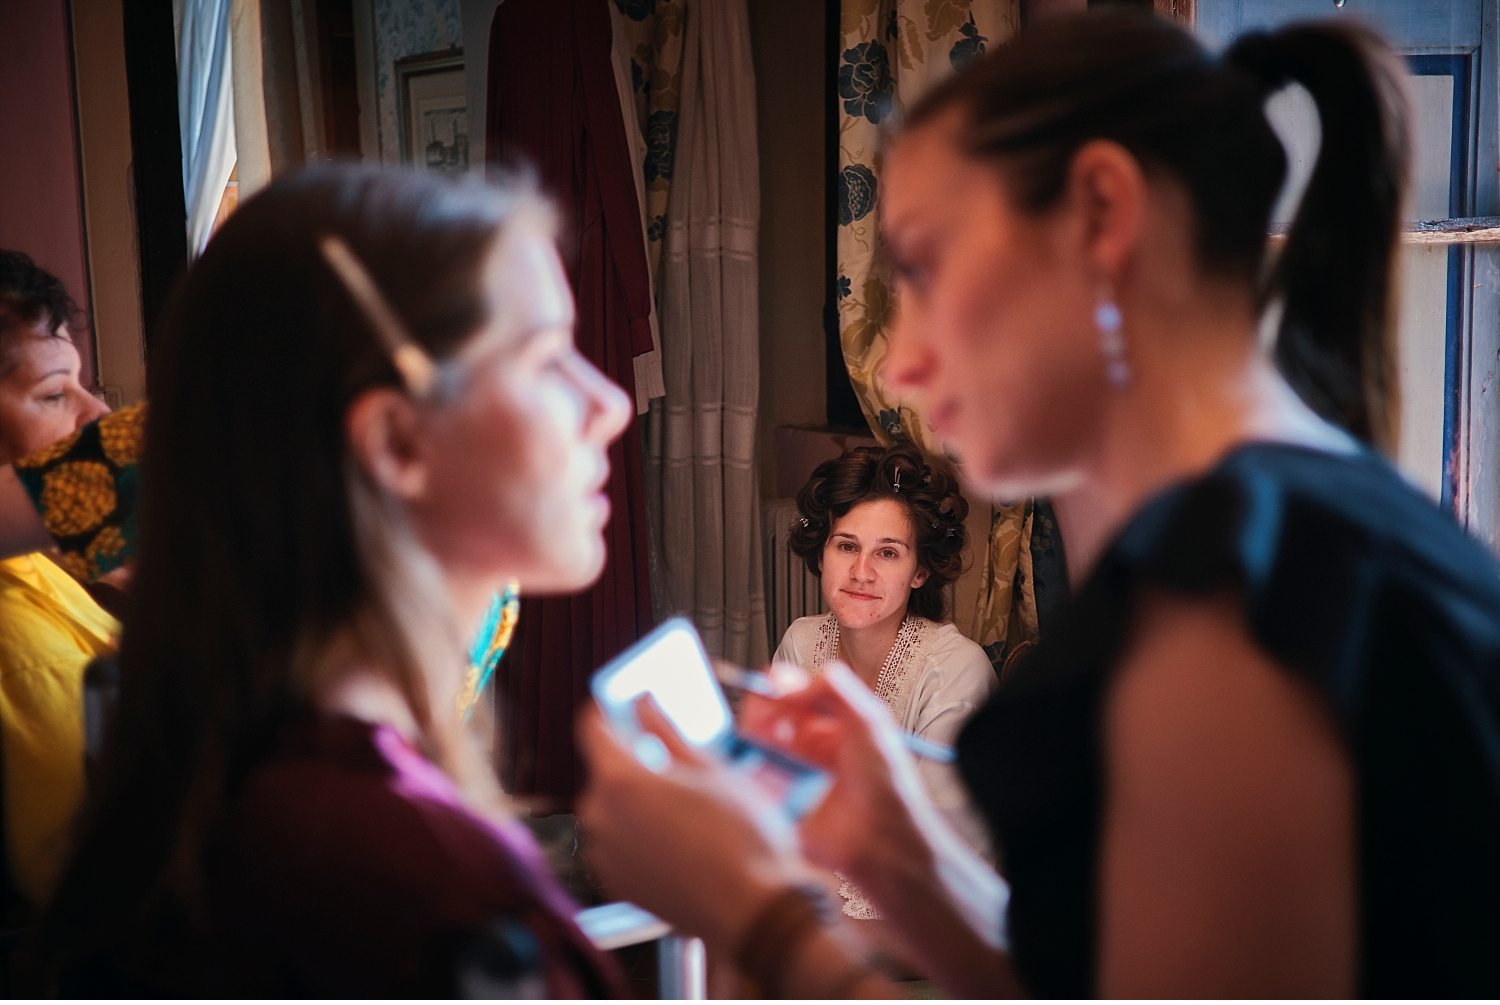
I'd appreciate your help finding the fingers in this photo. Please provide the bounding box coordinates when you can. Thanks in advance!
[737,662,809,737]
[738,693,791,747]
[736,691,775,732]
[577,698,710,791]
[821,661,893,723]
[634,695,709,767]
[576,704,635,782]
[766,661,811,693]
[739,670,835,742]
[735,668,880,770]
[823,662,924,775]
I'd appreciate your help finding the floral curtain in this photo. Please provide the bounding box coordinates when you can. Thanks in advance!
[836,0,1047,664]
[614,2,686,279]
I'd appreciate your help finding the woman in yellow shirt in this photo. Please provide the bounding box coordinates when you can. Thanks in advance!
[0,250,116,906]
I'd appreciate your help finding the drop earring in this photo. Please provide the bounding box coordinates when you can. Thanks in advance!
[1096,293,1130,388]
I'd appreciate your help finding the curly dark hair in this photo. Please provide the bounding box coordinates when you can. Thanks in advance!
[789,443,969,621]
[0,249,82,369]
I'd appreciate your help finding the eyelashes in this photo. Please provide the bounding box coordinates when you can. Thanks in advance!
[833,541,904,560]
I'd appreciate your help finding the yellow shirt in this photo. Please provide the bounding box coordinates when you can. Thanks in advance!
[0,552,118,905]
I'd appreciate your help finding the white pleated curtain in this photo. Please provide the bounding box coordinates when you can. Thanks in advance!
[178,0,237,256]
[642,0,769,666]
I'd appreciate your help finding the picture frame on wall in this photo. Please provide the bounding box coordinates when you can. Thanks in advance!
[394,49,468,176]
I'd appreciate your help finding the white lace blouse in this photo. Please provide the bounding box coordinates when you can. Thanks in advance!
[772,613,998,918]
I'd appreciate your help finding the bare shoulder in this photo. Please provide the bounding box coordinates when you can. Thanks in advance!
[1098,589,1356,997]
[1106,588,1347,776]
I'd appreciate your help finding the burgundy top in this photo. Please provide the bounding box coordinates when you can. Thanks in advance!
[207,713,620,997]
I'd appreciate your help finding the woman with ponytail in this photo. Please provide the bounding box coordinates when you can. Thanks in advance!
[577,9,1500,997]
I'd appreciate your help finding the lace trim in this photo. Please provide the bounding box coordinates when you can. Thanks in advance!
[809,613,932,920]
[837,873,880,919]
[808,613,929,721]
[810,612,840,672]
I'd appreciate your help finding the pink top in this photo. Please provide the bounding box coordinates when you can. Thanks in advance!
[207,712,619,997]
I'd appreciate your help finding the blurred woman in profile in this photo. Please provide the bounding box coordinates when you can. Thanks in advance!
[41,164,631,996]
[577,10,1500,998]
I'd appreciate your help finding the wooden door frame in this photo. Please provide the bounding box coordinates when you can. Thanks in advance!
[1154,0,1195,24]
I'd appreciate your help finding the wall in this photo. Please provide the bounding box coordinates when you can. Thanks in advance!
[750,0,828,498]
[459,0,496,164]
[71,0,147,404]
[370,0,463,162]
[0,0,95,385]
[1020,0,1087,18]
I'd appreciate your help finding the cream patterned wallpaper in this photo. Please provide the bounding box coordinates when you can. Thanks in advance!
[372,0,464,163]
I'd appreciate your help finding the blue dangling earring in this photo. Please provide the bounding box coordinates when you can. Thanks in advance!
[1095,294,1130,388]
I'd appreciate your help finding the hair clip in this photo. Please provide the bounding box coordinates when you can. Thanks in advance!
[799,517,810,528]
[893,468,903,493]
[931,519,939,529]
[947,527,959,538]
[319,234,438,397]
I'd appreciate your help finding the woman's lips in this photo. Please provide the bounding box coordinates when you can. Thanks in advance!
[583,458,611,523]
[842,590,879,601]
[591,492,611,523]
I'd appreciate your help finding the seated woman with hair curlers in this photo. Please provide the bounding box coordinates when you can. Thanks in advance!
[771,442,994,931]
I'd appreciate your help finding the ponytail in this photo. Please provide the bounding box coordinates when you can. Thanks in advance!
[907,10,1412,451]
[1227,23,1411,451]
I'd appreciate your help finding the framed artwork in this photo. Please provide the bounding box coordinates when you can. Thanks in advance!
[394,49,468,176]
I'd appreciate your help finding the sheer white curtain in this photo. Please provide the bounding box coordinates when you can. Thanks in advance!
[644,0,768,665]
[178,0,237,255]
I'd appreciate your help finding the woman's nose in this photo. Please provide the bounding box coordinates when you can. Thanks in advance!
[579,357,632,444]
[881,309,936,396]
[77,389,111,429]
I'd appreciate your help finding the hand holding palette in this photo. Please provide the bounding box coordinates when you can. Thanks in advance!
[591,618,830,819]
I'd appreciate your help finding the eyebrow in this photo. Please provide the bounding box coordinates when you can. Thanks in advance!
[830,532,911,547]
[458,320,572,367]
[521,318,575,340]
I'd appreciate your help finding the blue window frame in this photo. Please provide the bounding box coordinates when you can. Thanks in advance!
[1196,0,1500,545]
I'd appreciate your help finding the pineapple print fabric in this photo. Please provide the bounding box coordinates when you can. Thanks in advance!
[15,402,144,583]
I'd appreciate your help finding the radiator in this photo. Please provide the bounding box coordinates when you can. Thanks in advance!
[761,497,826,653]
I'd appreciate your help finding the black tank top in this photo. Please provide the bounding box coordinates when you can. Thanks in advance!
[957,443,1500,997]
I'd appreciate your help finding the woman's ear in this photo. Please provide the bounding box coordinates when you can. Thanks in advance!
[911,567,930,590]
[345,389,429,500]
[1064,139,1148,283]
